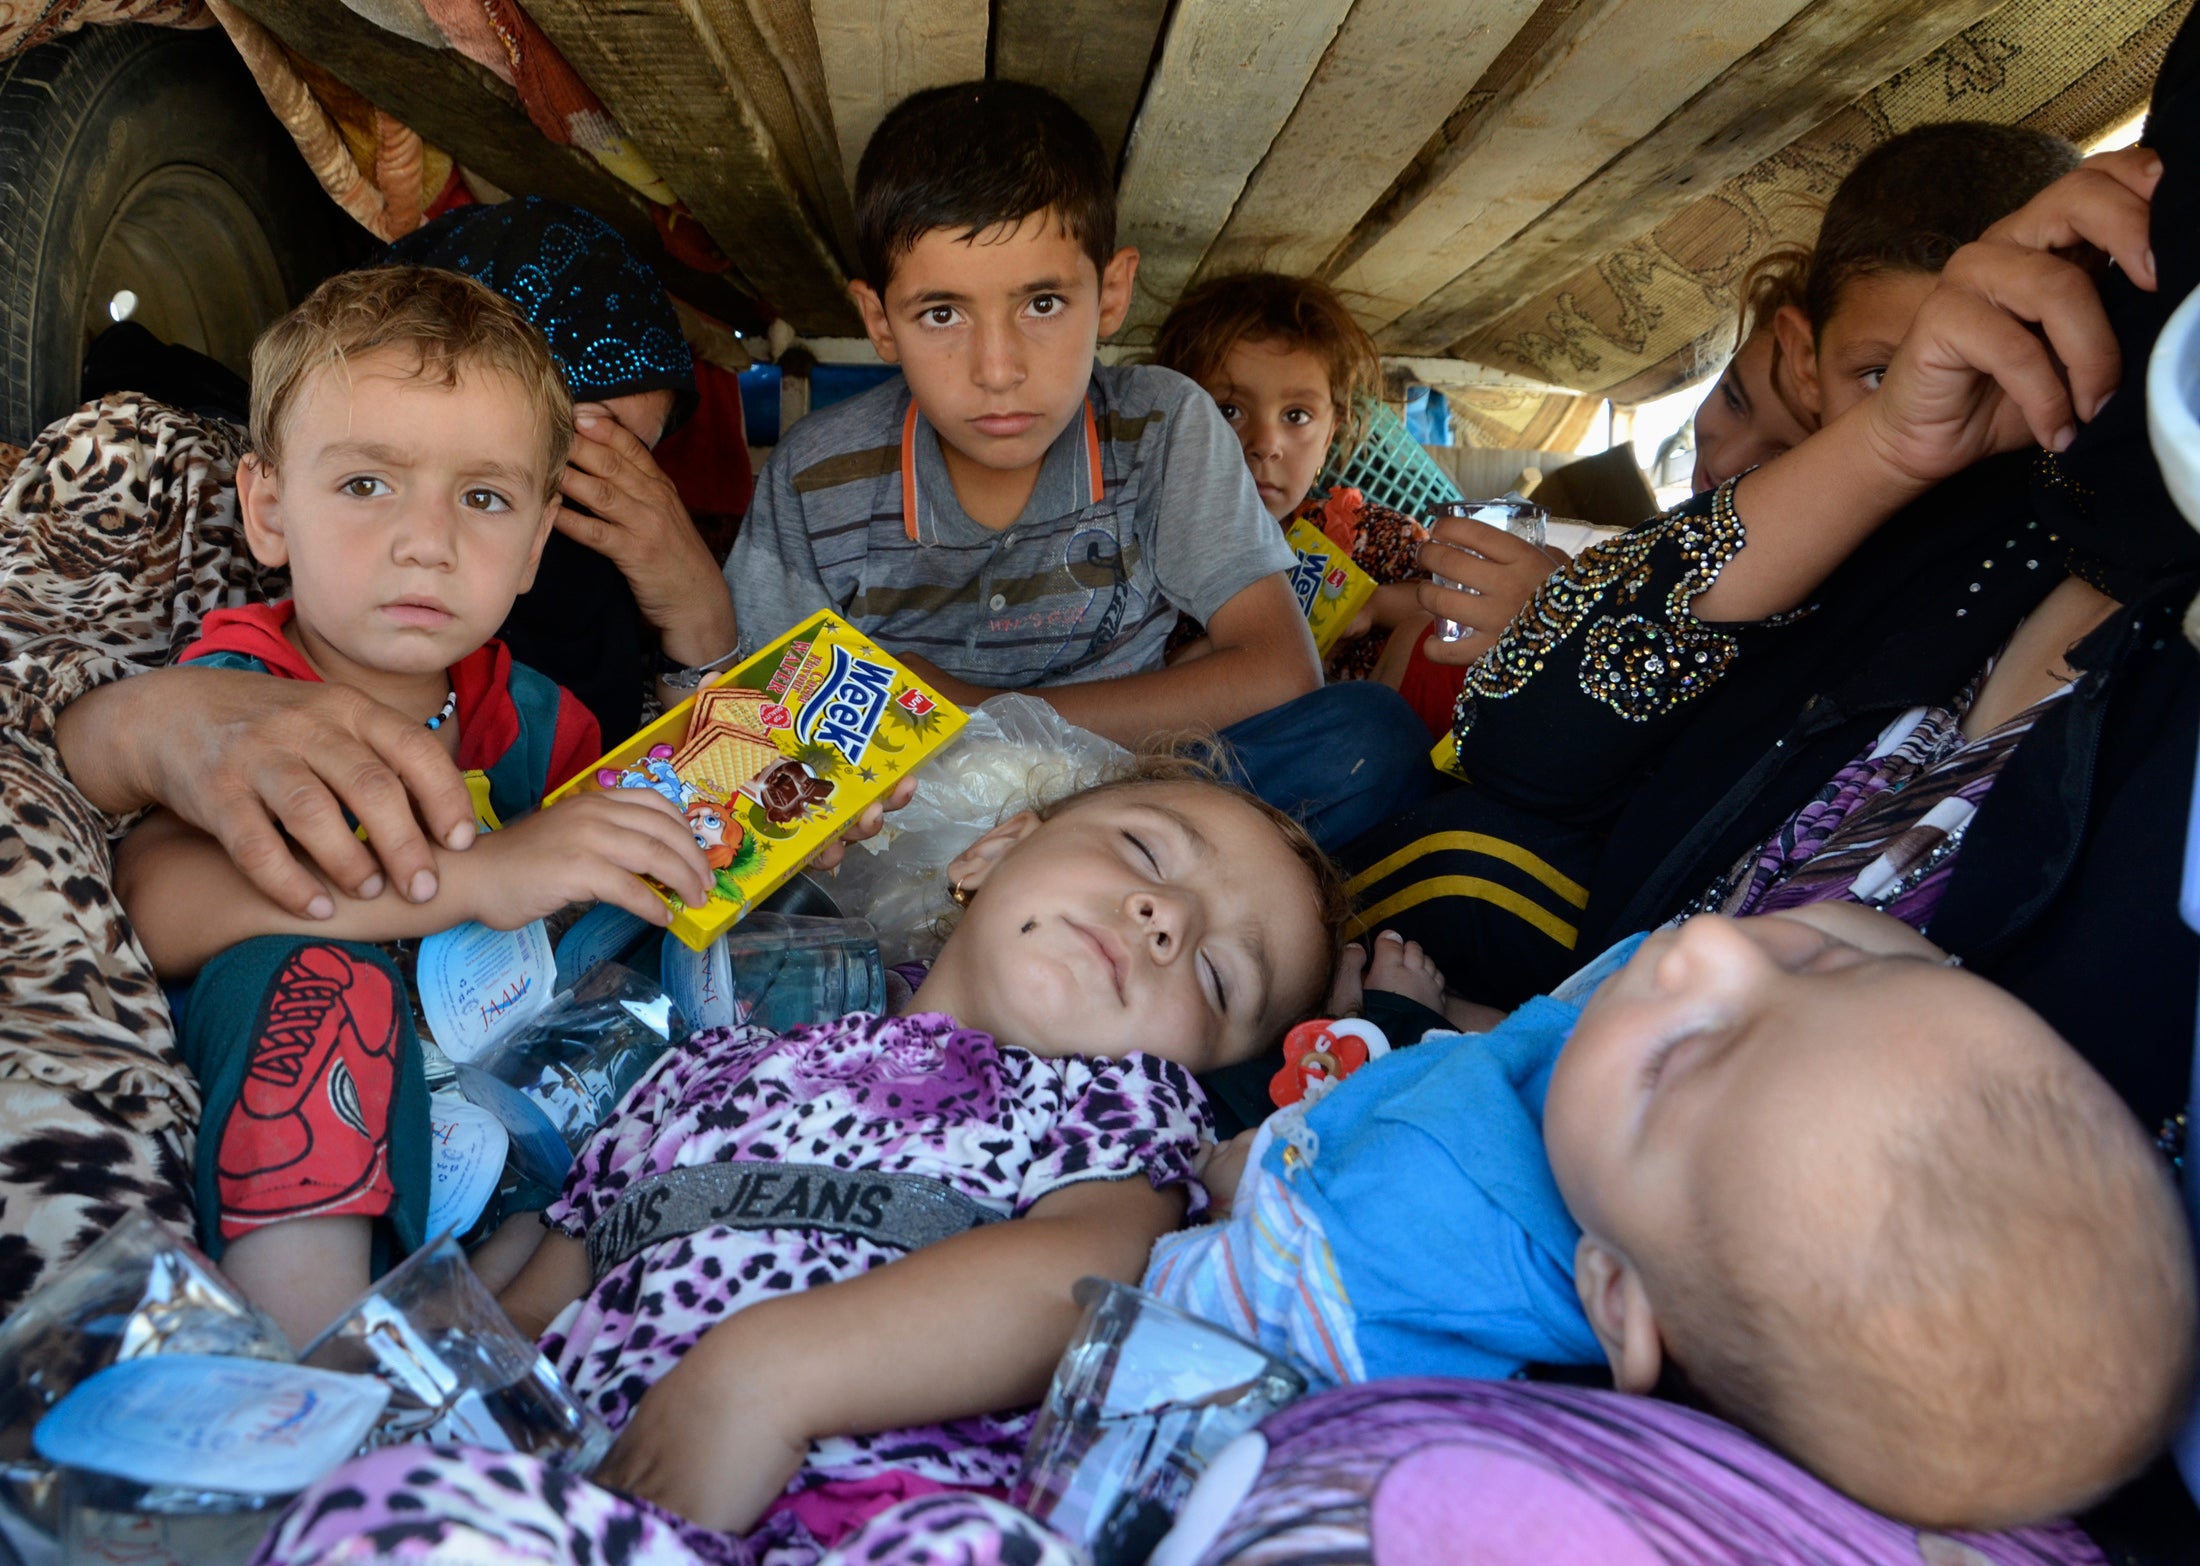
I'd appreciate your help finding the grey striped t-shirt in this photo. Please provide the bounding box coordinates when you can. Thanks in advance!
[726,363,1293,688]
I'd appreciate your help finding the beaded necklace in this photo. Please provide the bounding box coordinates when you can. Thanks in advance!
[424,686,457,731]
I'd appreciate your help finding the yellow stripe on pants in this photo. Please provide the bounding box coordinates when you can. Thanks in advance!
[1348,876,1579,949]
[1347,830,1590,908]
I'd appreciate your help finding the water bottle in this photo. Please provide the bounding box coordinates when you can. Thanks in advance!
[660,913,885,1033]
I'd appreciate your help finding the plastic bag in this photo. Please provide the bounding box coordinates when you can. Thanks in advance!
[830,695,1131,964]
[0,1211,292,1556]
[454,962,688,1195]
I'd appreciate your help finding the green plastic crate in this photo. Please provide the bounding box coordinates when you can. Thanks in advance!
[1318,399,1462,520]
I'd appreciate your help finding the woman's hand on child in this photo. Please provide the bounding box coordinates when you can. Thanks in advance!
[55,667,478,919]
[469,788,715,928]
[558,406,740,668]
[1412,518,1568,665]
[1703,147,2157,624]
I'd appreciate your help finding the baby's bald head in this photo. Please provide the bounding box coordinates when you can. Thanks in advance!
[1656,985,2196,1528]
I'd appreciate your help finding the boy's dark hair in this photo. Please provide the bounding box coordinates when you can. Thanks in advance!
[1152,272,1385,462]
[1804,121,2081,334]
[855,80,1116,289]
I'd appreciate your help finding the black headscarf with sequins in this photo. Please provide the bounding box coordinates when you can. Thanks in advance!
[381,197,696,420]
[2034,12,2200,603]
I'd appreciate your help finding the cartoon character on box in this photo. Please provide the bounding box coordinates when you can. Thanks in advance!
[598,746,684,803]
[598,741,765,901]
[743,758,833,825]
[684,798,745,870]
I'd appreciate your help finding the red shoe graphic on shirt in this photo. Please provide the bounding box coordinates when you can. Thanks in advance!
[217,944,400,1237]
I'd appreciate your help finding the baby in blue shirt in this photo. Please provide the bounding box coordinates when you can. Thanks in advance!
[1146,903,2196,1530]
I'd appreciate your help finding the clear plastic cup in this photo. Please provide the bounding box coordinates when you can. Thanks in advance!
[59,1469,287,1566]
[453,962,685,1193]
[301,1234,611,1474]
[659,911,885,1034]
[1011,1279,1306,1566]
[0,1211,290,1554]
[1426,497,1550,642]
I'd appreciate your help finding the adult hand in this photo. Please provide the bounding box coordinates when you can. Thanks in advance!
[1856,145,2160,489]
[1704,147,2157,624]
[557,404,739,666]
[812,774,920,873]
[54,667,477,919]
[1411,517,1569,666]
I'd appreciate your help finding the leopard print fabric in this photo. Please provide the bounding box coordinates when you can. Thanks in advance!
[0,396,282,1311]
[541,1013,1208,1495]
[252,1447,1088,1566]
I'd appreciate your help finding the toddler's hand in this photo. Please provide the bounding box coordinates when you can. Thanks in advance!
[1195,1131,1260,1216]
[597,1328,809,1531]
[470,788,714,928]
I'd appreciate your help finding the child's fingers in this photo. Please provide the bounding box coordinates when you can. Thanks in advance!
[562,791,715,903]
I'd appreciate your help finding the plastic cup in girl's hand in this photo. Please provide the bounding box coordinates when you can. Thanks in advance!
[1427,498,1549,642]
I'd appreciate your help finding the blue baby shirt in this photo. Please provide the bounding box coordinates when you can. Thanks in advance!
[1261,934,1649,1379]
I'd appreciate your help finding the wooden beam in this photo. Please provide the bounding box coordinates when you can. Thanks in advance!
[1395,0,2008,353]
[1197,0,1545,283]
[517,0,861,332]
[812,0,988,209]
[1330,0,1815,333]
[1115,0,1356,333]
[740,0,866,260]
[991,0,1171,168]
[220,0,761,326]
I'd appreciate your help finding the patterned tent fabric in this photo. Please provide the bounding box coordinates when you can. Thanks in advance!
[205,0,450,242]
[0,0,207,60]
[412,0,728,270]
[1454,0,2194,402]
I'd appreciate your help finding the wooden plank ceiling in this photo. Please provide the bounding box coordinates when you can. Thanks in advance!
[252,0,2189,404]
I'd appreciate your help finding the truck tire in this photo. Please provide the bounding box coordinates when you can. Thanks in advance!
[0,24,360,443]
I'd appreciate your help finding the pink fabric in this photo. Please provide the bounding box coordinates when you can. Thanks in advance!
[764,1474,979,1550]
[1369,1444,1662,1566]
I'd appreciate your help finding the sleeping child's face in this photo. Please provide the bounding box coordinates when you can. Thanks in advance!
[920,781,1332,1074]
[1542,904,2197,1527]
[1544,904,1959,1243]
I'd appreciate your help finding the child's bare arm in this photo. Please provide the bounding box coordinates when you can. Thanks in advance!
[116,790,713,978]
[901,575,1321,747]
[497,1231,594,1342]
[596,1175,1185,1531]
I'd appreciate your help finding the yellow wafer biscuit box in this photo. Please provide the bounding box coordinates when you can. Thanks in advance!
[546,611,967,950]
[1283,519,1380,657]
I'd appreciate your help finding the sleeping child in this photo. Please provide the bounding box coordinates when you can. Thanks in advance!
[488,761,1350,1557]
[1147,902,2198,1532]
